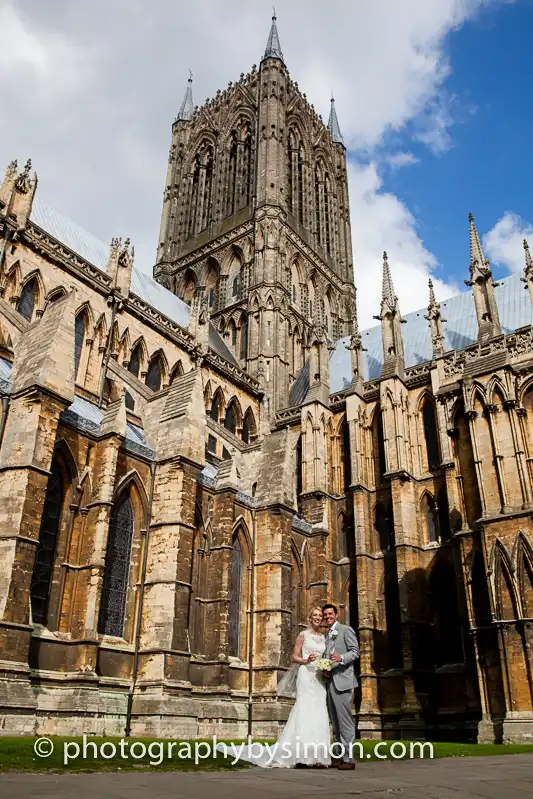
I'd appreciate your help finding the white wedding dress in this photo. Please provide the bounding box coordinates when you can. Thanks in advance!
[228,628,331,768]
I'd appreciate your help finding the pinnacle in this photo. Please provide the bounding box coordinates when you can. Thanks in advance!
[328,96,344,145]
[177,72,194,121]
[469,212,488,272]
[524,239,532,270]
[381,251,396,305]
[263,11,284,62]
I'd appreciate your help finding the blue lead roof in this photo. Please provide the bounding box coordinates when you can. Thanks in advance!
[329,270,533,393]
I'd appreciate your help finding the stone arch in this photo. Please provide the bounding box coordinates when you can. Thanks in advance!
[453,400,482,527]
[145,348,169,391]
[514,531,533,617]
[30,443,76,626]
[169,359,184,385]
[491,540,519,621]
[17,270,44,321]
[224,396,243,436]
[204,256,220,310]
[128,337,148,379]
[242,406,257,444]
[228,520,251,660]
[44,285,67,309]
[2,259,21,302]
[182,268,197,305]
[420,492,439,544]
[98,472,148,640]
[419,393,440,472]
[210,386,225,423]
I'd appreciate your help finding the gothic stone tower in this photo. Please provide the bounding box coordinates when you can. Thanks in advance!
[155,15,356,415]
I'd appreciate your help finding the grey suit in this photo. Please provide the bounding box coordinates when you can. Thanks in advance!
[324,622,359,762]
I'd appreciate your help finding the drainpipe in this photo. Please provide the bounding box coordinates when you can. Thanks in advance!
[98,295,120,409]
[124,458,157,737]
[247,502,257,739]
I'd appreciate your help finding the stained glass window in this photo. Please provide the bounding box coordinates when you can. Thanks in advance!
[18,278,37,321]
[98,495,134,637]
[74,310,87,378]
[228,536,242,657]
[30,458,64,625]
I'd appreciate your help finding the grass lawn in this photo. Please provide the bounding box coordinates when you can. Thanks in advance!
[0,737,532,773]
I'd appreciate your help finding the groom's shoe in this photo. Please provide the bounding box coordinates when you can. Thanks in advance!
[330,757,342,768]
[338,761,356,770]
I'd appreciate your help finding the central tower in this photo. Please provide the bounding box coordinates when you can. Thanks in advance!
[155,15,356,413]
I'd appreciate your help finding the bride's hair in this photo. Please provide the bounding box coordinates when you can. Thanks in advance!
[307,606,323,626]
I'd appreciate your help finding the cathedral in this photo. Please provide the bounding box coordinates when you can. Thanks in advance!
[0,15,532,744]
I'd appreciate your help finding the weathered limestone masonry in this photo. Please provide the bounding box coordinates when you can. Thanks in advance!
[0,15,532,742]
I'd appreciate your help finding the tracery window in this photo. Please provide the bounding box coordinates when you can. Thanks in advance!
[228,535,242,657]
[146,356,162,391]
[18,277,37,321]
[98,495,134,637]
[30,457,64,625]
[74,309,87,379]
[128,344,141,378]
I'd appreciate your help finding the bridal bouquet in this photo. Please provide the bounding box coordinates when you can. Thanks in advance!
[315,658,333,673]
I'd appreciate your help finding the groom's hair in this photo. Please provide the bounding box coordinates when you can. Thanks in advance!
[322,603,338,614]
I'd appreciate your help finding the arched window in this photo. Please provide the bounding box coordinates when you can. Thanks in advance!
[170,361,184,385]
[227,120,253,216]
[421,494,439,544]
[30,456,65,625]
[146,356,162,391]
[240,315,248,360]
[210,389,223,423]
[98,494,134,637]
[242,408,256,444]
[372,408,387,485]
[74,309,88,379]
[205,258,219,309]
[422,398,440,471]
[225,400,237,434]
[454,402,482,527]
[315,166,322,246]
[228,535,242,657]
[17,277,37,321]
[324,174,332,255]
[291,546,302,643]
[188,142,214,237]
[229,320,237,348]
[182,270,196,305]
[128,344,142,378]
[125,391,135,411]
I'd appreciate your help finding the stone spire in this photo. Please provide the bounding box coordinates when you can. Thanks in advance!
[521,239,533,306]
[424,279,446,358]
[328,96,344,146]
[465,213,501,342]
[263,11,284,62]
[374,252,405,379]
[177,72,194,121]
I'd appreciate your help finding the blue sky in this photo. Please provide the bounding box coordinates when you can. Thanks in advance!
[379,0,533,286]
[0,0,531,328]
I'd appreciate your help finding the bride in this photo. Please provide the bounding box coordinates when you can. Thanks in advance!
[232,606,331,768]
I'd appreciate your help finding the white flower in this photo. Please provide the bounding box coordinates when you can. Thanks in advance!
[332,630,339,638]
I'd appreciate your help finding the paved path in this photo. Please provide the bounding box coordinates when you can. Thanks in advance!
[2,754,533,799]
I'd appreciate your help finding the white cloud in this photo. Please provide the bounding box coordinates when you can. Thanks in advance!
[385,152,420,168]
[0,0,516,309]
[483,213,533,274]
[349,162,458,329]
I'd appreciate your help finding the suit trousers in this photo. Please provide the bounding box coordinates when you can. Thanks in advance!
[326,680,355,762]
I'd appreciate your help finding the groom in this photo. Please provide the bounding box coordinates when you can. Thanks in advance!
[322,603,360,770]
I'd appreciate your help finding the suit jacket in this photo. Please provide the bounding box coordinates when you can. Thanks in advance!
[324,622,360,691]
